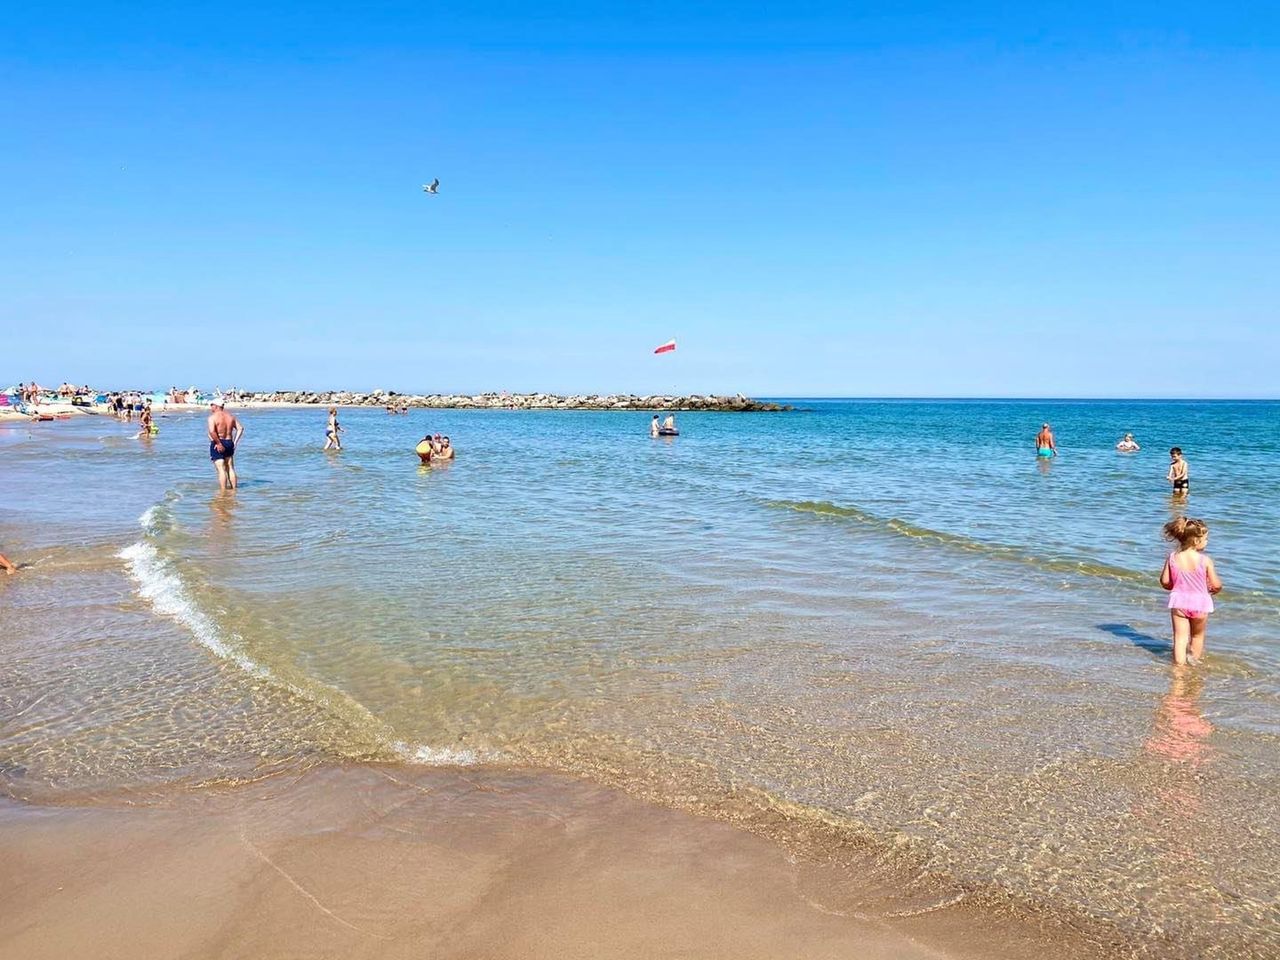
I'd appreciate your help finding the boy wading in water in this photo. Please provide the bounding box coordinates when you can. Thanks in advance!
[1167,447,1189,495]
[207,400,245,490]
[1160,517,1222,666]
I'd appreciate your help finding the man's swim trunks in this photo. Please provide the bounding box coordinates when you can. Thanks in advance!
[210,438,235,461]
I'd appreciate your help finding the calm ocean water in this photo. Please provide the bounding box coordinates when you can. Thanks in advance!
[2,399,1277,957]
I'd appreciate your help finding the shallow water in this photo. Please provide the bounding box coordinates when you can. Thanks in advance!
[2,400,1278,957]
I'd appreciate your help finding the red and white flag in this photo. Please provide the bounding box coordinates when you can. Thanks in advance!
[653,339,676,354]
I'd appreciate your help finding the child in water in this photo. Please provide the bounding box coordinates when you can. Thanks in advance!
[1167,447,1189,494]
[1159,517,1222,666]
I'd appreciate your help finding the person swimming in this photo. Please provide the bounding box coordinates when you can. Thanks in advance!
[1116,433,1140,452]
[650,415,660,438]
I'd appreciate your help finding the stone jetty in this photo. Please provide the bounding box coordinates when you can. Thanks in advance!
[238,391,791,412]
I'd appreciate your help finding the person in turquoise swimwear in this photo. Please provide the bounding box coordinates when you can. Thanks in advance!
[1035,423,1057,458]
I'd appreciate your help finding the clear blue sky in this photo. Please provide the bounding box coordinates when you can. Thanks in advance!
[3,2,1277,397]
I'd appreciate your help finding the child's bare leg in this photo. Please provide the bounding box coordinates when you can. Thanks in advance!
[1188,617,1208,662]
[1171,612,1191,666]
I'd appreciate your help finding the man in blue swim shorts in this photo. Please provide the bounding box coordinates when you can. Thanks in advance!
[1035,422,1057,458]
[207,399,245,490]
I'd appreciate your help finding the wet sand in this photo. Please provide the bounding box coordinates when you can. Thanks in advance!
[0,763,1105,960]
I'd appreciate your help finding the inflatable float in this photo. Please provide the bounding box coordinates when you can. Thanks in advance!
[657,428,679,437]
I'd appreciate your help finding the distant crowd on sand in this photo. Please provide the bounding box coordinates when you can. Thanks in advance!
[1034,422,1219,667]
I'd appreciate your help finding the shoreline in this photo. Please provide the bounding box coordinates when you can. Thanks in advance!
[1,392,791,418]
[0,762,1108,960]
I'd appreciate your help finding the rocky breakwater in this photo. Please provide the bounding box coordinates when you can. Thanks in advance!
[243,391,791,412]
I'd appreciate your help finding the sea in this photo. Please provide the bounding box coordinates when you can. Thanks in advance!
[1,399,1277,958]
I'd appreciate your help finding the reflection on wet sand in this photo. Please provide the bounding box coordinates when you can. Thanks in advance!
[208,490,239,540]
[1144,670,1213,770]
[1141,670,1215,837]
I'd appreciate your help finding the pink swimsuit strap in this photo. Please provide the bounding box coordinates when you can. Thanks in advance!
[1170,552,1207,585]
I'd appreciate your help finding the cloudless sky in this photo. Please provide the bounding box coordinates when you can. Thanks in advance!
[2,2,1277,396]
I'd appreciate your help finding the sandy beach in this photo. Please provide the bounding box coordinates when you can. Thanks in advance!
[0,763,1108,960]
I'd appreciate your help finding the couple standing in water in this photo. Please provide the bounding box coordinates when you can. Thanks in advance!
[1037,422,1139,457]
[650,414,677,437]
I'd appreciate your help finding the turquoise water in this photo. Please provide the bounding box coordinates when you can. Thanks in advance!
[1,400,1277,957]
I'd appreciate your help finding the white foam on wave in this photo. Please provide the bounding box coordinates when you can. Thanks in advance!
[395,741,485,767]
[118,540,268,679]
[120,516,484,769]
[138,504,163,535]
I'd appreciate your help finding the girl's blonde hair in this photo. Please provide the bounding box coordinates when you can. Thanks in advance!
[1163,516,1208,549]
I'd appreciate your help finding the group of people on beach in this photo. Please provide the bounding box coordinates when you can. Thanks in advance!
[1034,422,1220,667]
[106,392,149,424]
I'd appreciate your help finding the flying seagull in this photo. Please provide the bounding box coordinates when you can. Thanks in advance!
[422,178,439,194]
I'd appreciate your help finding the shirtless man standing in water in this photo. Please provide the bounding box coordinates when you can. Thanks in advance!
[207,400,245,489]
[1035,423,1057,458]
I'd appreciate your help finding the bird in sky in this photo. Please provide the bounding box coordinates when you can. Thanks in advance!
[422,178,440,194]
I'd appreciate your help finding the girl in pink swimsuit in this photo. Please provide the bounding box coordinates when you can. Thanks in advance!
[1159,517,1223,666]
